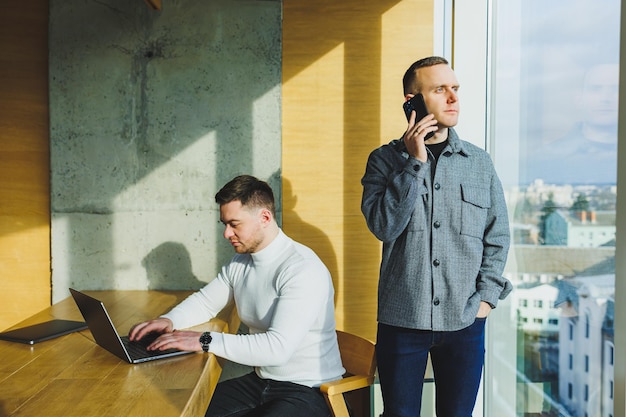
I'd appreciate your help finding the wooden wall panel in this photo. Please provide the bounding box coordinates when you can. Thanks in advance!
[0,2,50,330]
[282,0,434,341]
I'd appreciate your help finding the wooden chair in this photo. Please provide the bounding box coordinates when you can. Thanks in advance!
[320,330,377,417]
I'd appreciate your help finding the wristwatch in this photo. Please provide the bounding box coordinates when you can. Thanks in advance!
[199,331,212,352]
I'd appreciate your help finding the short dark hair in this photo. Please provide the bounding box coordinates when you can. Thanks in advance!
[402,56,449,95]
[215,175,276,216]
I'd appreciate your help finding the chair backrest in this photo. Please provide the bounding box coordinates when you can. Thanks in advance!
[336,330,376,379]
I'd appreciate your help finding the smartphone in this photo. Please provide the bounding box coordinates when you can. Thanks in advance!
[402,93,434,139]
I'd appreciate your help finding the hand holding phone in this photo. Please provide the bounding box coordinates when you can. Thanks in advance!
[402,93,434,140]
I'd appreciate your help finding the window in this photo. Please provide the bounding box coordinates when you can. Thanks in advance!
[452,0,620,416]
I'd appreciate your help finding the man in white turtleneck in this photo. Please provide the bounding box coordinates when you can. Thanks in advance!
[129,175,344,417]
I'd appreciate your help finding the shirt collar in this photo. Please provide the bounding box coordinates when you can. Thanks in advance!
[394,127,471,157]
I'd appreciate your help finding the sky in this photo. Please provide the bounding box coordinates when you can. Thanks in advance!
[493,0,621,186]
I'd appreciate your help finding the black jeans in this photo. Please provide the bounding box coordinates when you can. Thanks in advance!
[205,372,332,417]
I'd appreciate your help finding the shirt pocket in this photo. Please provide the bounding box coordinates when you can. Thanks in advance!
[460,183,490,238]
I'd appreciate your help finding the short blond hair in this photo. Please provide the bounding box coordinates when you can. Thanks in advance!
[402,56,449,95]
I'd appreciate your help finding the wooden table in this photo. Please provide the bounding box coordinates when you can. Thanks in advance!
[0,291,237,417]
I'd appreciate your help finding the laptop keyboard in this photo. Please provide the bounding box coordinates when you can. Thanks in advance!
[121,333,179,359]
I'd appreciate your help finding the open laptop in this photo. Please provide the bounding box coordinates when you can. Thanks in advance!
[69,288,193,363]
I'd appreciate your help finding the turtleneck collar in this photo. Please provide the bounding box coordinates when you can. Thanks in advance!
[250,228,288,265]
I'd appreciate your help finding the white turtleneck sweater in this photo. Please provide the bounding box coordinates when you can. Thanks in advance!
[161,229,345,387]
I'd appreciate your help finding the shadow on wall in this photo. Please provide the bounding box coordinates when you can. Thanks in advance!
[142,242,206,290]
[282,177,339,304]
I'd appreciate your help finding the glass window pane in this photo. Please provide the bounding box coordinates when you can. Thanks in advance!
[490,1,620,416]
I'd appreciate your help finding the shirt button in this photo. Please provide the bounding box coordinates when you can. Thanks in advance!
[433,298,440,306]
[413,165,420,171]
[433,220,441,228]
[433,259,440,267]
[434,183,441,190]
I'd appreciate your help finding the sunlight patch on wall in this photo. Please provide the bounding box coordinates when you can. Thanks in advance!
[252,84,283,182]
[282,43,345,324]
[381,0,434,141]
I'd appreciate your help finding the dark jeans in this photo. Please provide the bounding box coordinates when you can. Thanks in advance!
[376,318,486,417]
[205,372,332,417]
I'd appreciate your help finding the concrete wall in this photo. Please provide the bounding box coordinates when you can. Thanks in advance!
[49,0,282,302]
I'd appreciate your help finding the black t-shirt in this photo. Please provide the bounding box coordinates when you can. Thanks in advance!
[425,139,448,182]
[426,139,448,161]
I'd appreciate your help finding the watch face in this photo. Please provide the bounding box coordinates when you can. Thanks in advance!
[200,332,212,348]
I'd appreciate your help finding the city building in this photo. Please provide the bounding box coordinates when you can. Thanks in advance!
[543,210,615,247]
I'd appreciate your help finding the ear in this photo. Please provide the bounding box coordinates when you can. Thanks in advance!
[404,94,414,102]
[258,208,273,225]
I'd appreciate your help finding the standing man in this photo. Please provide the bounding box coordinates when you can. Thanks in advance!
[130,175,344,417]
[361,56,512,416]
